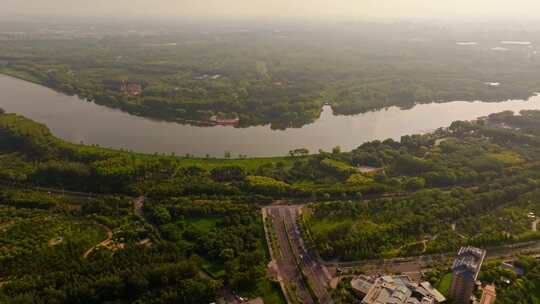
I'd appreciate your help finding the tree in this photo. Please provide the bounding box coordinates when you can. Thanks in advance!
[449,120,476,135]
[152,206,172,224]
[219,248,235,261]
[211,166,246,182]
[404,177,426,191]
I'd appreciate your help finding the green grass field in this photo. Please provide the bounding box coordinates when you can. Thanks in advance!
[201,259,226,278]
[186,217,220,231]
[436,273,452,297]
[257,280,287,304]
[175,156,295,171]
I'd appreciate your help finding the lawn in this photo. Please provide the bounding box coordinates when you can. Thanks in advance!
[257,280,287,304]
[307,218,356,236]
[305,213,381,240]
[175,156,295,171]
[201,259,226,278]
[186,217,220,232]
[436,273,452,297]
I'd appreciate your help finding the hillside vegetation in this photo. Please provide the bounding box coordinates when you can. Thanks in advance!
[2,109,540,301]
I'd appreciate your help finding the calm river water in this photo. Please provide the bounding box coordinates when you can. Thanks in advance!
[1,74,539,157]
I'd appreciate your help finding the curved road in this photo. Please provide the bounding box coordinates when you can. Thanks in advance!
[83,223,113,258]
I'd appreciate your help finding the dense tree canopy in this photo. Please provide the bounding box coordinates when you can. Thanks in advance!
[1,110,540,301]
[2,24,540,128]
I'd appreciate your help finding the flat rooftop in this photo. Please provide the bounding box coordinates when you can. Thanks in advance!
[351,275,446,304]
[452,246,486,279]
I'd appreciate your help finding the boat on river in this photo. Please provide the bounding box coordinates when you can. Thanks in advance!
[209,115,240,126]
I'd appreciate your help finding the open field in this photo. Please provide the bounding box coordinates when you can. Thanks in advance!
[436,273,452,297]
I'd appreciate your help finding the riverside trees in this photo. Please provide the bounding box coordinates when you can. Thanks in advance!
[2,110,540,301]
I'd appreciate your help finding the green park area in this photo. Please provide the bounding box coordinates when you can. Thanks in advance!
[1,108,540,301]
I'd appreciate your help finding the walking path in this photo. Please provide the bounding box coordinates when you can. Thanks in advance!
[133,196,145,217]
[83,223,113,258]
[532,219,540,232]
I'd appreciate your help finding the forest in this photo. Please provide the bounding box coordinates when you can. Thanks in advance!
[1,22,540,128]
[304,110,540,260]
[2,108,540,301]
[0,110,286,302]
[0,183,283,303]
[479,256,540,304]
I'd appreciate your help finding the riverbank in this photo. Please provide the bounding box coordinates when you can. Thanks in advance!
[2,73,540,157]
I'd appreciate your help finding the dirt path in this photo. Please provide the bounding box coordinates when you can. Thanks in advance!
[133,196,145,217]
[533,219,540,232]
[83,223,113,258]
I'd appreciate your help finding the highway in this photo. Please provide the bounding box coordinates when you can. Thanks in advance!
[265,205,333,304]
[325,236,540,278]
[264,204,540,304]
[267,206,314,304]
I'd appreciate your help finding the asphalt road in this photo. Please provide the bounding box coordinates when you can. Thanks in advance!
[266,205,334,304]
[327,238,540,278]
[267,206,315,304]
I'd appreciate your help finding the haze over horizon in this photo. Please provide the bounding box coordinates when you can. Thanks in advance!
[1,0,539,22]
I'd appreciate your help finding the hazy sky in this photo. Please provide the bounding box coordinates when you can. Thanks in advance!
[1,0,539,20]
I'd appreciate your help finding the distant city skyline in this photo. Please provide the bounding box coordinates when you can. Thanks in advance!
[1,0,540,21]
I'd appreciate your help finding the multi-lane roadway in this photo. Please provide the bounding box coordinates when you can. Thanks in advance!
[265,205,333,304]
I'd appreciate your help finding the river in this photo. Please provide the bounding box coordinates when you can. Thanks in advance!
[1,74,539,157]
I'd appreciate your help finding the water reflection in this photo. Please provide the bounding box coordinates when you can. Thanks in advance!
[1,74,539,157]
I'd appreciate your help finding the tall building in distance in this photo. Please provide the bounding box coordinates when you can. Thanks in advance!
[479,284,496,304]
[450,246,486,304]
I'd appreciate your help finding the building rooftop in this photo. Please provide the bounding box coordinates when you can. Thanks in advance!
[351,276,374,295]
[452,246,486,279]
[420,282,446,303]
[352,275,446,304]
[479,284,496,304]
